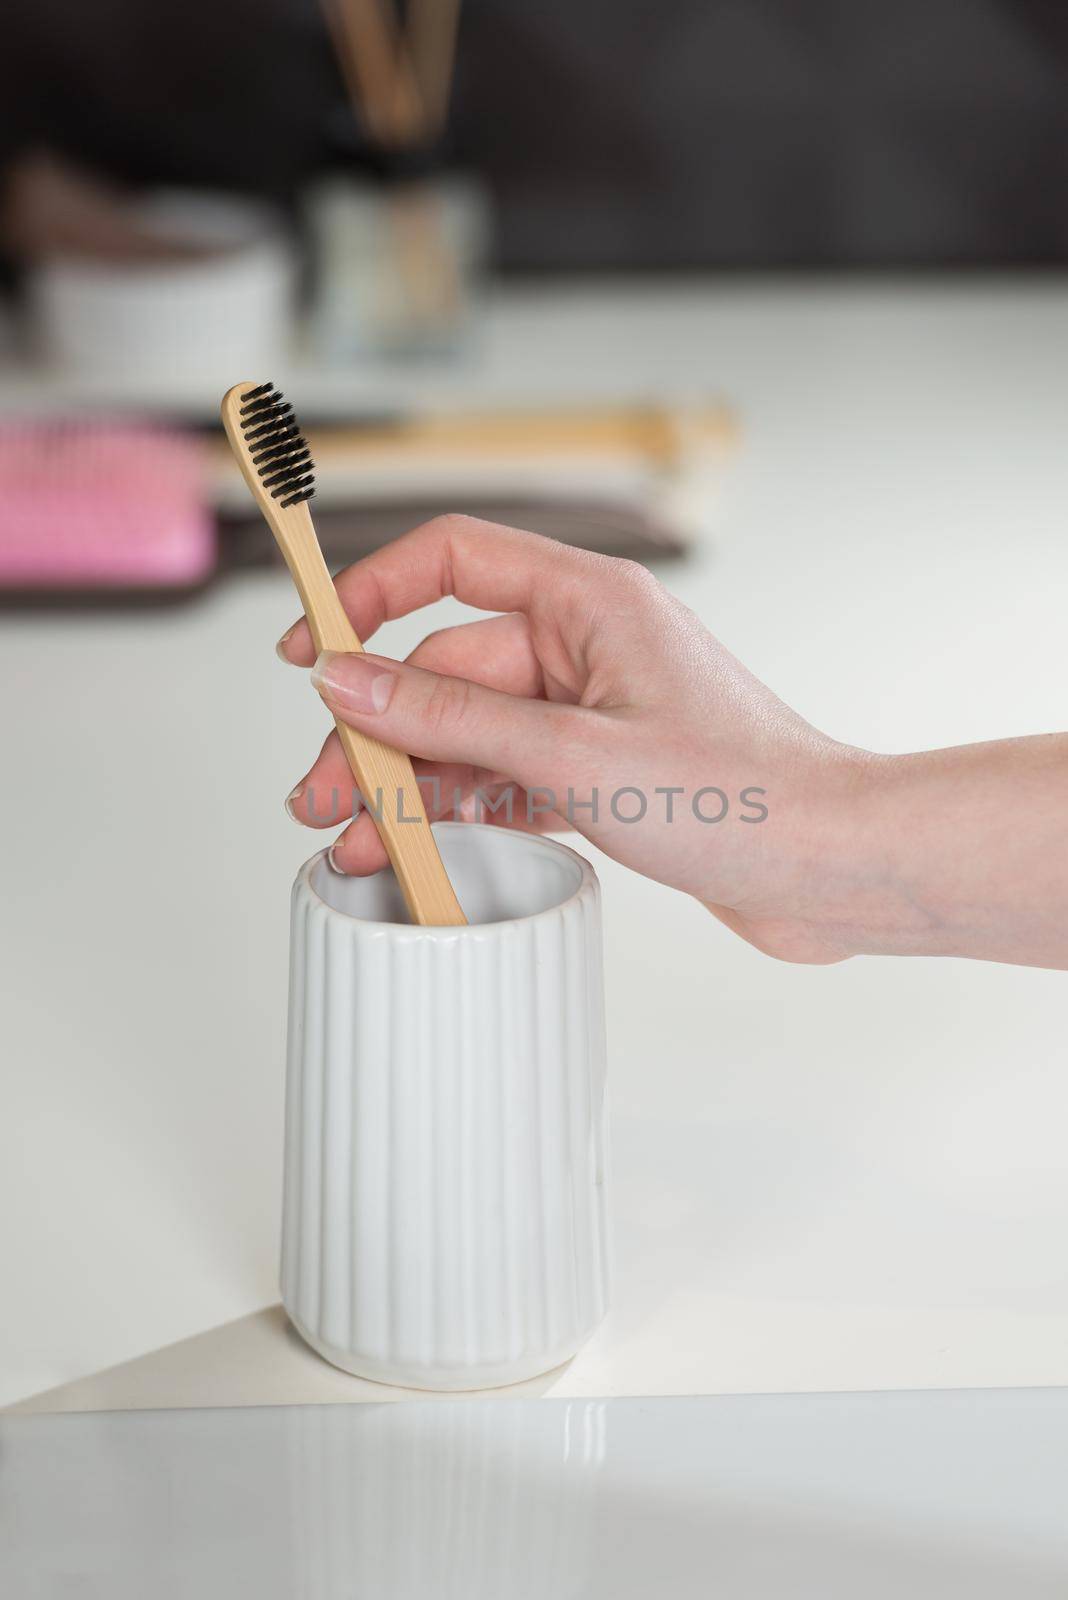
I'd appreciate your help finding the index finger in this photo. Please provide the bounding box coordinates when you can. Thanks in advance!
[277,513,608,666]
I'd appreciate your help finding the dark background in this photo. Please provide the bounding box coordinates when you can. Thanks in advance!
[3,0,1067,269]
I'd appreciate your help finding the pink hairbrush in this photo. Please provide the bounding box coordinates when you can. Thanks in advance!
[0,420,214,592]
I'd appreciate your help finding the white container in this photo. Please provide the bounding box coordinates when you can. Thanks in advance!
[281,824,610,1390]
[29,191,294,383]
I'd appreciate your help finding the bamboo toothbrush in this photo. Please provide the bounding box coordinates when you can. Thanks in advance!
[221,381,466,927]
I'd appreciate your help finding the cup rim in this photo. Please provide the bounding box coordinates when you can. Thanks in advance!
[296,821,598,934]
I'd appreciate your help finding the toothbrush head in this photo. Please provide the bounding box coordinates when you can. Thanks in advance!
[235,382,315,509]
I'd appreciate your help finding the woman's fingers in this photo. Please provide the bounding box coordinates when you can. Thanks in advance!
[327,780,568,876]
[285,728,356,828]
[290,736,569,877]
[406,613,544,697]
[286,613,546,826]
[276,514,615,666]
[325,809,390,875]
[309,647,599,784]
[281,544,605,878]
[287,730,505,831]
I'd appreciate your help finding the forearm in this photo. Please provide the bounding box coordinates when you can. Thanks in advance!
[819,735,1068,968]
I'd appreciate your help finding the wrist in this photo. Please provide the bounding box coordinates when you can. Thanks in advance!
[796,747,989,960]
[799,749,926,958]
[780,743,899,961]
[697,741,892,965]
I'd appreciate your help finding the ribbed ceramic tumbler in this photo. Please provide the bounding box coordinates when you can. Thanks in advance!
[281,823,610,1390]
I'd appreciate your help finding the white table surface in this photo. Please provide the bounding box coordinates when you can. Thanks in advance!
[2,278,1067,1412]
[5,1389,1068,1597]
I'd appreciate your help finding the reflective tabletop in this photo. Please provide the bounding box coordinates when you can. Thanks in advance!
[4,1388,1068,1598]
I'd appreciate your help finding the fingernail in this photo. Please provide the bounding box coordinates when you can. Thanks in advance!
[276,624,297,662]
[284,785,302,822]
[326,843,345,874]
[311,651,395,715]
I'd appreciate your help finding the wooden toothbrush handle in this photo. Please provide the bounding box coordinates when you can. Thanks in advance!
[281,506,466,927]
[220,381,464,924]
[334,721,466,927]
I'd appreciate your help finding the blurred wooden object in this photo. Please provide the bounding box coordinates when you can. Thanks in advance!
[209,402,737,473]
[407,0,462,138]
[318,0,469,356]
[324,0,422,147]
[211,400,737,571]
[322,0,462,148]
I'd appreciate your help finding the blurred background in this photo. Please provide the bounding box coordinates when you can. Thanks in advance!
[3,1,1068,1409]
[1,0,1066,589]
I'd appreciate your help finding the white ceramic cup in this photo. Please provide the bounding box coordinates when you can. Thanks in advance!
[29,191,294,383]
[281,823,611,1390]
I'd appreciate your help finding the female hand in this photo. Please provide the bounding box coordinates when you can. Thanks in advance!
[279,515,865,963]
[279,514,1068,970]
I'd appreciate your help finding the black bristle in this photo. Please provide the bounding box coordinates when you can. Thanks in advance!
[252,429,303,465]
[245,405,293,442]
[238,384,315,507]
[262,452,311,489]
[280,484,315,509]
[239,382,274,412]
[250,422,298,449]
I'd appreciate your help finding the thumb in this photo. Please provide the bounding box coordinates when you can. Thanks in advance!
[310,649,582,786]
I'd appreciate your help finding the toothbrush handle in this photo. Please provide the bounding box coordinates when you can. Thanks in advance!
[272,505,466,927]
[221,382,465,925]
